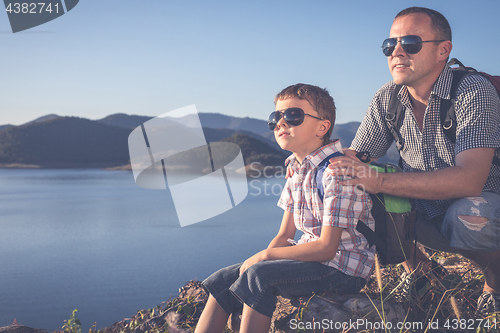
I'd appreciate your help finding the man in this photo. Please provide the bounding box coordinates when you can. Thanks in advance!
[331,7,500,316]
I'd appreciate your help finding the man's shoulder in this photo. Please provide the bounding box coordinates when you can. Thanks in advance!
[456,71,497,96]
[370,81,400,109]
[375,80,398,95]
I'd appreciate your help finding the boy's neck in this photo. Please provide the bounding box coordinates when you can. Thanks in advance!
[293,142,327,164]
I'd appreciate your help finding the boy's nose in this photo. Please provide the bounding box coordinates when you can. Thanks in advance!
[275,116,288,130]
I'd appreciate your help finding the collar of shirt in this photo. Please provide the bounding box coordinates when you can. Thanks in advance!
[396,65,453,105]
[283,140,343,174]
[431,65,454,100]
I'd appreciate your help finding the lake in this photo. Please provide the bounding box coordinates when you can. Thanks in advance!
[0,169,287,330]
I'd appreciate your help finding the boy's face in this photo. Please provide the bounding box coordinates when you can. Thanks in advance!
[274,97,327,162]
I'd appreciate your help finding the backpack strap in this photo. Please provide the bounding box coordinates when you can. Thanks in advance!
[356,193,385,249]
[445,58,500,167]
[386,85,405,151]
[440,68,470,144]
[442,58,475,144]
[316,152,343,201]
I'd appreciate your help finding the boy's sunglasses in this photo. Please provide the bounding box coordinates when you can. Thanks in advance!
[268,107,323,131]
[382,35,445,57]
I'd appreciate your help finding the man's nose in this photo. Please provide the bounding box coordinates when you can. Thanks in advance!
[392,39,407,57]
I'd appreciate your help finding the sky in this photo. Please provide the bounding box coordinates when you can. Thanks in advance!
[2,0,500,126]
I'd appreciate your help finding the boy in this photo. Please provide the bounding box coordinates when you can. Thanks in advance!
[195,83,375,333]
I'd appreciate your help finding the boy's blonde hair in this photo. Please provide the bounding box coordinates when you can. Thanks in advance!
[274,83,336,144]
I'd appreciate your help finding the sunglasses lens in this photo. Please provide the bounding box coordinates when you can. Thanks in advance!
[401,35,422,54]
[284,108,305,126]
[267,111,280,130]
[382,38,397,56]
[382,36,424,56]
[267,108,306,130]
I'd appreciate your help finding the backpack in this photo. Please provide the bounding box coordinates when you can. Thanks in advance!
[316,153,416,266]
[386,58,500,166]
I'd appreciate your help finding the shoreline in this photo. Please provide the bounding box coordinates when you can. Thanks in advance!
[0,163,286,177]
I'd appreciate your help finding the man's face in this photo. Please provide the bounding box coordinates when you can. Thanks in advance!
[388,13,446,89]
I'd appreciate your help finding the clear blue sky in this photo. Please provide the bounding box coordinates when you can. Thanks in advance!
[2,0,499,126]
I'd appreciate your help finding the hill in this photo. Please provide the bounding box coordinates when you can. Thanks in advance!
[0,124,14,132]
[97,113,152,129]
[220,133,288,166]
[0,115,287,169]
[0,117,131,168]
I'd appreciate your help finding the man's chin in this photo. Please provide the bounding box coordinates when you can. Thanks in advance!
[392,76,408,86]
[391,71,412,86]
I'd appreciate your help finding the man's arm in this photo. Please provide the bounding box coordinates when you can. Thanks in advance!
[329,147,494,200]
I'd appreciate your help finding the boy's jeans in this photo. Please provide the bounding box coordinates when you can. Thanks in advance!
[202,259,366,317]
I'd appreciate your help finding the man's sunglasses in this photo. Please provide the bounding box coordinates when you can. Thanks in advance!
[382,35,445,57]
[267,107,323,131]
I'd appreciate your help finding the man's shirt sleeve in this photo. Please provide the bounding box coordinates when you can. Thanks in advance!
[351,83,395,159]
[455,75,500,155]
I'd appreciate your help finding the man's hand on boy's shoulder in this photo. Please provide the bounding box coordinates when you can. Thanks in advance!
[328,152,383,194]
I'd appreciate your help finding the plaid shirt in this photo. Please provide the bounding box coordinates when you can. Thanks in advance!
[351,66,500,218]
[277,141,375,279]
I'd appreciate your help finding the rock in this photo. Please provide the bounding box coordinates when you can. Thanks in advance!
[0,326,47,333]
[224,289,405,333]
[271,293,406,333]
[99,281,208,333]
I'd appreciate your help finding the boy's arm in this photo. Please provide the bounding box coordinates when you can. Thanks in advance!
[239,223,342,275]
[263,225,342,261]
[267,210,296,249]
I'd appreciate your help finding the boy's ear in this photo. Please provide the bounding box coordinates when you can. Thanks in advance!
[317,119,331,138]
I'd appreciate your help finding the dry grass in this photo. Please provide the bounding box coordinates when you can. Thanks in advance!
[362,249,499,333]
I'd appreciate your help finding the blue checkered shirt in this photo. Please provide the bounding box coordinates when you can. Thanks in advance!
[351,66,500,218]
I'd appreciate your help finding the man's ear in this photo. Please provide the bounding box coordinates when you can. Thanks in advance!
[317,120,331,138]
[439,40,452,61]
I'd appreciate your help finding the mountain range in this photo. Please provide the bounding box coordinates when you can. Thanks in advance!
[0,113,398,169]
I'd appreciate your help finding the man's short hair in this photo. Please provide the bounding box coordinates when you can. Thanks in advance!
[395,7,452,42]
[274,83,336,144]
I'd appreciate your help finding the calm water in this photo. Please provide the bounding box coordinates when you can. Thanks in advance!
[0,169,286,330]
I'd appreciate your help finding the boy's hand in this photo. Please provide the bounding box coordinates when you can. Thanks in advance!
[239,250,268,276]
